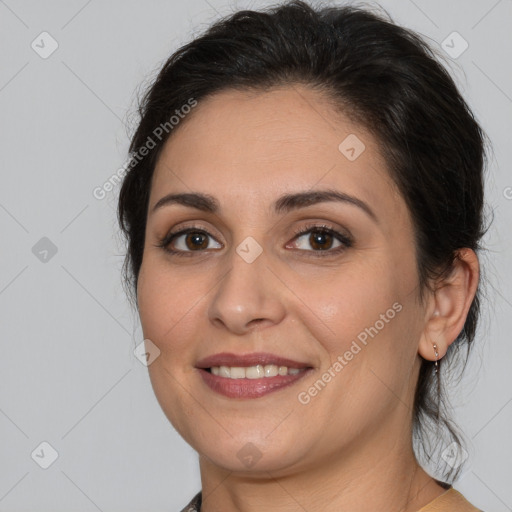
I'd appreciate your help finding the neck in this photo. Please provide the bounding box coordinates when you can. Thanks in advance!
[197,423,447,512]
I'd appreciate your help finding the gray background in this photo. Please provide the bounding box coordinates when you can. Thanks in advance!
[1,0,511,510]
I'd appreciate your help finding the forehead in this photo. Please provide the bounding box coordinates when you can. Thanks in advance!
[149,85,401,216]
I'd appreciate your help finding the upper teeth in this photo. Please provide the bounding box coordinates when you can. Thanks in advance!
[210,365,302,379]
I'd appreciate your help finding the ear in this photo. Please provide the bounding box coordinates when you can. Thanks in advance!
[418,249,480,362]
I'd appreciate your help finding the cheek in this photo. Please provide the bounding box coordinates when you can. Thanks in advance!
[289,260,402,353]
[296,272,417,420]
[137,260,208,439]
[137,257,205,352]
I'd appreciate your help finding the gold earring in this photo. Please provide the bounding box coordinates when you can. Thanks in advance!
[433,343,439,374]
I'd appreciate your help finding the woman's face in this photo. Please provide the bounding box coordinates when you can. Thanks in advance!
[137,85,429,475]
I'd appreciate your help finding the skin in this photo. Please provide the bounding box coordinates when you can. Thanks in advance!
[136,85,479,512]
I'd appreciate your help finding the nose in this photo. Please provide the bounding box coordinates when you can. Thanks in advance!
[207,243,287,335]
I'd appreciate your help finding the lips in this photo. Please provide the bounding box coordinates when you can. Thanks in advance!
[196,352,310,369]
[195,352,313,399]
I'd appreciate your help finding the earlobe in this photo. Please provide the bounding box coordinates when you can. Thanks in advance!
[418,248,480,363]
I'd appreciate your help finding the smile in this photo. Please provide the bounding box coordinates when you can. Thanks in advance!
[196,352,313,398]
[210,364,303,378]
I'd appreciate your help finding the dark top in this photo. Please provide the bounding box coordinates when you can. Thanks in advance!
[179,491,201,512]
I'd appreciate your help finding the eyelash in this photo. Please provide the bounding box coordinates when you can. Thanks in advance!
[155,223,353,258]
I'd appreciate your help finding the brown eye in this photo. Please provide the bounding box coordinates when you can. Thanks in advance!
[308,230,334,250]
[184,232,209,250]
[286,224,353,257]
[291,228,344,252]
[161,228,222,254]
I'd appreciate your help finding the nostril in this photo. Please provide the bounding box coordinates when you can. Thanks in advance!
[248,318,266,327]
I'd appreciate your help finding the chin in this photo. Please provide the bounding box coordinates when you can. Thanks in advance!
[199,442,305,475]
[189,425,312,474]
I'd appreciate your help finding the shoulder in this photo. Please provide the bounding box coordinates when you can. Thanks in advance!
[418,488,485,512]
[178,488,486,511]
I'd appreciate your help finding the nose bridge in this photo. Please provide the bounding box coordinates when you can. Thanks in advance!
[208,237,285,333]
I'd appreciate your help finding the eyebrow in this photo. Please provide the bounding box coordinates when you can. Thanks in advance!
[151,189,377,223]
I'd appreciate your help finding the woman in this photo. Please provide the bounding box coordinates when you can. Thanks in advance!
[117,2,489,510]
